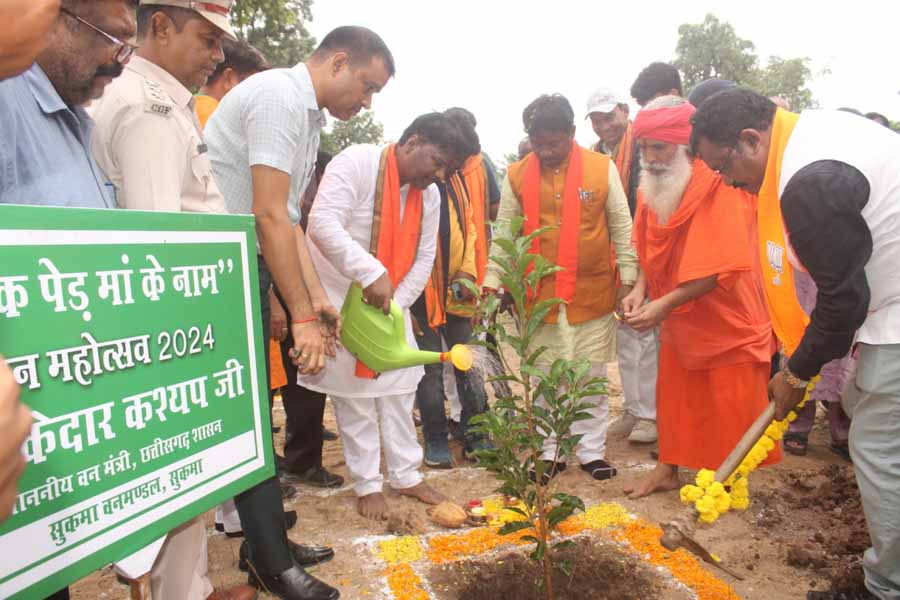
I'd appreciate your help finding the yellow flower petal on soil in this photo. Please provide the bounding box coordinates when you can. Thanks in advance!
[377,536,425,565]
[384,564,428,600]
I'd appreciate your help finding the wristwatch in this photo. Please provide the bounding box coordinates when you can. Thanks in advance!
[782,367,809,389]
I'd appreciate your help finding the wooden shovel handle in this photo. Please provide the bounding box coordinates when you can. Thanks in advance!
[714,402,776,483]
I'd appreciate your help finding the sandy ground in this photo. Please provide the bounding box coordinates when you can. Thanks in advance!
[70,362,861,600]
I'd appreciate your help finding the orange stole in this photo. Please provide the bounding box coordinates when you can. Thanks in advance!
[507,147,614,325]
[269,339,287,390]
[357,145,424,378]
[756,108,809,356]
[460,154,490,285]
[521,141,584,303]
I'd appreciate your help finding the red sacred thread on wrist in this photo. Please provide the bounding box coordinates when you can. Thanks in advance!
[291,316,317,325]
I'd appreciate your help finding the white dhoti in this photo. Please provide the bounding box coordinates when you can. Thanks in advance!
[150,517,213,600]
[330,392,424,497]
[616,323,659,421]
[533,307,616,464]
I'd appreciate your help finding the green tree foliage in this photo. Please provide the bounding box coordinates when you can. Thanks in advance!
[675,14,756,89]
[319,112,385,155]
[675,14,817,110]
[230,0,315,67]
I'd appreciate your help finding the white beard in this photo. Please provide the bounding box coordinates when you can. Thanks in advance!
[639,149,693,225]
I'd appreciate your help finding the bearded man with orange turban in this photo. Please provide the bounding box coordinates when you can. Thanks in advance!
[621,95,779,499]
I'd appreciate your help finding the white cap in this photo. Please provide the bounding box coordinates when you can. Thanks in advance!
[139,0,237,40]
[585,87,627,118]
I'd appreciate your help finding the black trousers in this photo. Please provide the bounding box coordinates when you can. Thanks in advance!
[233,256,293,575]
[273,286,327,474]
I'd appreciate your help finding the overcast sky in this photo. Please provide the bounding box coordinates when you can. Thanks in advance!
[309,1,899,161]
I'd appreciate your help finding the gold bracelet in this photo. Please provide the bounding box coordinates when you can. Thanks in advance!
[783,368,809,389]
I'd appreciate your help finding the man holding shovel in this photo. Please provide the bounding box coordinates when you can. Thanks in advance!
[692,87,900,600]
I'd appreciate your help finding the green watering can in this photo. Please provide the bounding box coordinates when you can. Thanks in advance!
[340,282,473,374]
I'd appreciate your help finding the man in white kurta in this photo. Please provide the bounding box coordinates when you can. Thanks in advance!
[302,127,459,519]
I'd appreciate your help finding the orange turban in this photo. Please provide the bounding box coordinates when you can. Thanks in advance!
[633,103,696,145]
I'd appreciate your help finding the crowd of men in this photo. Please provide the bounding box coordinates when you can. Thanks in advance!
[0,2,898,600]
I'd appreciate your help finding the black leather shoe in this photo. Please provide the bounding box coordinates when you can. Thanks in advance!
[239,540,334,571]
[249,565,339,600]
[528,460,566,485]
[281,466,344,489]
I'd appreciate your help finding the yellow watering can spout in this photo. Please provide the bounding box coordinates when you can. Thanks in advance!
[340,283,474,375]
[441,344,473,371]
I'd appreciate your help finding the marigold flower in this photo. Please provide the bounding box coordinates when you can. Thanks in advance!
[698,509,720,523]
[680,484,704,504]
[695,495,716,514]
[695,469,716,489]
[730,496,750,510]
[714,492,731,513]
[706,482,726,498]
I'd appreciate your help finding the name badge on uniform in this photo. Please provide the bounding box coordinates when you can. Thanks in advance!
[766,240,785,285]
[577,187,593,202]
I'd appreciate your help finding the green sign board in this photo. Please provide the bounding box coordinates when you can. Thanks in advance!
[0,205,274,599]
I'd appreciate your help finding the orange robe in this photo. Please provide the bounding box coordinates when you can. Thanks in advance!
[633,160,779,470]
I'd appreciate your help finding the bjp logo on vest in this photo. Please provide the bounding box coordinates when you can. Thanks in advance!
[766,240,785,286]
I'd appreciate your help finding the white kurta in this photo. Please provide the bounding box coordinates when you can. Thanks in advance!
[300,144,440,397]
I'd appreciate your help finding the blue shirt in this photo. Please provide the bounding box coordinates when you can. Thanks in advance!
[0,64,115,208]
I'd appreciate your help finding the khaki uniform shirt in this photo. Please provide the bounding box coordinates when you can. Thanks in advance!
[89,56,226,214]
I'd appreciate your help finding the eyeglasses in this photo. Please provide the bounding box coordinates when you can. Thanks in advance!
[61,8,137,64]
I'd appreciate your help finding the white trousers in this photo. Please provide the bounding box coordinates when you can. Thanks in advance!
[331,392,424,497]
[150,517,213,600]
[616,323,659,421]
[215,499,242,534]
[540,363,609,464]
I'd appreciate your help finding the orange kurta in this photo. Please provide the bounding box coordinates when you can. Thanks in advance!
[633,159,779,469]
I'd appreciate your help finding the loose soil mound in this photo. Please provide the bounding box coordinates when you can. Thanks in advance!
[427,537,688,600]
[755,463,869,594]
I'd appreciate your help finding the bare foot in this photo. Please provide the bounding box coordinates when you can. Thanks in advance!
[623,463,680,499]
[357,492,389,520]
[393,482,446,505]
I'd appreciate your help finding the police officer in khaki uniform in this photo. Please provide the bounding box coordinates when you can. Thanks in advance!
[89,2,258,600]
[91,0,230,214]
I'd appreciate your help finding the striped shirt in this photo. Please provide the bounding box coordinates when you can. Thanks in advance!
[205,63,325,225]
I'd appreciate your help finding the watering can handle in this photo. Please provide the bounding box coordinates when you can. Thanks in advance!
[389,298,405,341]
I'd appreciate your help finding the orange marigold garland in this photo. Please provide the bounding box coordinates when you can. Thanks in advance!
[385,563,429,600]
[612,520,741,600]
